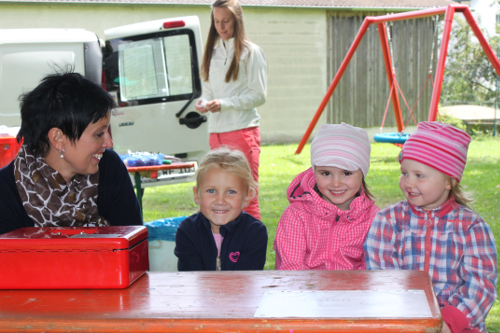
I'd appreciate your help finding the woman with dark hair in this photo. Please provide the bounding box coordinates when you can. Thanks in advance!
[0,72,142,235]
[196,0,267,220]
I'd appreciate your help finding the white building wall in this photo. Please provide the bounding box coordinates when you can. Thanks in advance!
[0,3,327,144]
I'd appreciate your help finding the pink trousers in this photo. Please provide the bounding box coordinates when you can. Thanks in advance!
[209,127,261,220]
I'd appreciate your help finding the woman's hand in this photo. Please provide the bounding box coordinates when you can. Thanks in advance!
[195,99,208,114]
[205,99,221,113]
[440,323,452,333]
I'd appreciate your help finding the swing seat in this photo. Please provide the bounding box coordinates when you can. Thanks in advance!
[374,132,410,144]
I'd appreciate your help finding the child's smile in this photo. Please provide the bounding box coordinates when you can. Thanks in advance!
[329,189,348,196]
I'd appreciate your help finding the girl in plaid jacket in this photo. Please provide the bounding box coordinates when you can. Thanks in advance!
[364,122,497,333]
[274,123,379,270]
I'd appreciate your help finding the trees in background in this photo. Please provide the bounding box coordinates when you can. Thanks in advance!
[441,17,500,105]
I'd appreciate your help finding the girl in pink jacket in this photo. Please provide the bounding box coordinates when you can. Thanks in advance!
[274,123,379,270]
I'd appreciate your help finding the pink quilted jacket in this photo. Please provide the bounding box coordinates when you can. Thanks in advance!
[274,168,379,270]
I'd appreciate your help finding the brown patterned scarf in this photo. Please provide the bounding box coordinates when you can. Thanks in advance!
[14,145,109,227]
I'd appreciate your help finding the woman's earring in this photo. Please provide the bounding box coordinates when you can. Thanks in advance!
[195,200,199,205]
[59,149,65,159]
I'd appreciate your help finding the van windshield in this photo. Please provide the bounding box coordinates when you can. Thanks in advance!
[104,29,200,106]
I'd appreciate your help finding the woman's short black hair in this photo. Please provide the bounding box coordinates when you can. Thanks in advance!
[17,71,115,157]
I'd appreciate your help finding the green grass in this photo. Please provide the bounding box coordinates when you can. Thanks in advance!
[142,138,500,331]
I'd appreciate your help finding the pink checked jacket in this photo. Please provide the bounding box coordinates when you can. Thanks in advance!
[274,168,379,270]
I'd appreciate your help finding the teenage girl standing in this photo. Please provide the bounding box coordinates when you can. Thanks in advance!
[196,0,267,220]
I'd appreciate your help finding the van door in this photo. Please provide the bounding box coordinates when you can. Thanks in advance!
[104,16,209,186]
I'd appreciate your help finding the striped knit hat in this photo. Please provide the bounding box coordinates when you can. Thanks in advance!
[311,123,371,177]
[398,121,471,182]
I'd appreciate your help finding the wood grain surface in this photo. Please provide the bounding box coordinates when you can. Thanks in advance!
[0,270,442,333]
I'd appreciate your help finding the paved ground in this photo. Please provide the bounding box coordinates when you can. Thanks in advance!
[439,104,500,121]
[365,104,499,142]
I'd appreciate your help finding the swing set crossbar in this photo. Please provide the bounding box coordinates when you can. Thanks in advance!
[295,4,500,154]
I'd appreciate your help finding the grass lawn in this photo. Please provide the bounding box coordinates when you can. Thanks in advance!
[142,137,500,331]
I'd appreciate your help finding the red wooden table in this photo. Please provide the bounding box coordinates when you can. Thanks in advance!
[127,162,194,217]
[0,270,442,333]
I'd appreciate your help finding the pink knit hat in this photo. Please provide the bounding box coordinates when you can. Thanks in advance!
[398,121,471,182]
[311,123,371,177]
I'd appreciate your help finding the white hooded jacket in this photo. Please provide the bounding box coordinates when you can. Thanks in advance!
[201,38,267,134]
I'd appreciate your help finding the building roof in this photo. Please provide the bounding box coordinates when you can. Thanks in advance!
[0,0,456,9]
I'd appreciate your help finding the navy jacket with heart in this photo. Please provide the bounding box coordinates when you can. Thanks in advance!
[174,211,268,271]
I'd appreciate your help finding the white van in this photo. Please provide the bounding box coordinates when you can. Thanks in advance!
[104,16,209,186]
[0,17,209,187]
[0,28,102,126]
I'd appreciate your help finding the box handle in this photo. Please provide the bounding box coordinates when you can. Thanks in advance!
[51,228,99,236]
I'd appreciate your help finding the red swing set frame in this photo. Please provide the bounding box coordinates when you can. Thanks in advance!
[295,4,500,154]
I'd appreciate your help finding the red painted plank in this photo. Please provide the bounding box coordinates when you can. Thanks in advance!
[0,270,442,332]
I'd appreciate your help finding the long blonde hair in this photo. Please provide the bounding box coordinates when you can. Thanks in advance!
[195,146,258,197]
[448,177,474,210]
[201,0,249,83]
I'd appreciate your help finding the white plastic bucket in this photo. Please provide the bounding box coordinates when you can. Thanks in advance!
[148,239,177,272]
[145,216,186,272]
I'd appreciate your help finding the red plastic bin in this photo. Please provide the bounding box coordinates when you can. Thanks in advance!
[0,136,21,169]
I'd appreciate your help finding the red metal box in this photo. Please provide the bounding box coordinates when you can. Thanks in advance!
[0,226,148,289]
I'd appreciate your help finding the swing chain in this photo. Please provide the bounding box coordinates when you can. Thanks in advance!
[429,15,440,73]
[378,14,440,139]
[386,20,396,72]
